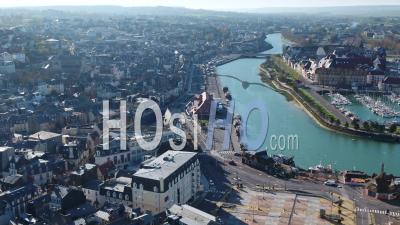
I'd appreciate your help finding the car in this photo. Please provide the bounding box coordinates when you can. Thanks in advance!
[229,160,237,166]
[324,180,338,187]
[234,152,241,157]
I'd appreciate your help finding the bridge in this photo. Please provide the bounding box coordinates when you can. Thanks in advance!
[240,53,276,58]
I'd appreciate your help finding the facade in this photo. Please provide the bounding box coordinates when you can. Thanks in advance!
[379,76,400,94]
[49,186,86,213]
[0,147,15,173]
[0,185,38,225]
[0,61,15,74]
[100,177,132,208]
[82,179,102,206]
[28,131,62,153]
[132,151,201,215]
[95,131,176,169]
[187,92,213,119]
[341,170,369,186]
[314,67,368,87]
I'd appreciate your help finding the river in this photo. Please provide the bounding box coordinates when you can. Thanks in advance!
[217,33,399,174]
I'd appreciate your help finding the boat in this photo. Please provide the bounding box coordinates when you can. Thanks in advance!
[355,94,398,118]
[308,162,332,173]
[329,93,352,106]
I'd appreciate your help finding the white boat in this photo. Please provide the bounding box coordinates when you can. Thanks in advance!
[356,94,398,118]
[329,93,352,106]
[309,162,332,173]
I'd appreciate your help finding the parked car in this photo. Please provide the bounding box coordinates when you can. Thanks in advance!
[324,180,338,187]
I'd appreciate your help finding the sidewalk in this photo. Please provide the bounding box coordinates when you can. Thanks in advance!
[331,192,357,225]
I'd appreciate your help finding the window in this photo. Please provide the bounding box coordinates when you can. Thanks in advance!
[164,196,169,202]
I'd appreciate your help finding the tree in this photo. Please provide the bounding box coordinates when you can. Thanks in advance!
[351,120,360,130]
[389,124,397,133]
[362,121,370,131]
[344,122,349,128]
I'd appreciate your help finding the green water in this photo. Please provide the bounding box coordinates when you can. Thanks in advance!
[324,94,400,123]
[217,34,399,175]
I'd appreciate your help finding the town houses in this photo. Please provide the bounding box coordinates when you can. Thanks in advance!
[283,45,390,89]
[0,4,399,225]
[0,8,274,224]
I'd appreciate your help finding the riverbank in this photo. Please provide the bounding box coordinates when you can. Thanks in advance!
[259,64,400,143]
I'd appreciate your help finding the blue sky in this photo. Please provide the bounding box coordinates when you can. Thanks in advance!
[3,0,400,9]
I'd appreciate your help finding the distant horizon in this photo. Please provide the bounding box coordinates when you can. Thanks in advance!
[1,0,400,11]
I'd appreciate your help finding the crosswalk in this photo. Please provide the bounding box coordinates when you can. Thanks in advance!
[357,207,400,217]
[207,189,227,194]
[218,150,235,156]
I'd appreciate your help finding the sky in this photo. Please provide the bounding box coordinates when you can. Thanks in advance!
[2,0,400,10]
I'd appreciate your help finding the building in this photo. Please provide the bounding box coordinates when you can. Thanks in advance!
[0,174,25,191]
[82,179,102,206]
[166,204,217,225]
[379,76,400,94]
[312,54,370,87]
[95,131,176,169]
[0,60,15,74]
[0,184,38,225]
[0,147,15,173]
[365,164,400,201]
[187,92,213,120]
[132,151,201,214]
[28,131,62,153]
[37,80,64,96]
[100,176,132,208]
[341,170,369,186]
[70,164,97,186]
[49,186,86,213]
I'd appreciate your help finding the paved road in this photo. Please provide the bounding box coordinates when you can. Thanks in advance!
[184,72,400,225]
[307,87,352,124]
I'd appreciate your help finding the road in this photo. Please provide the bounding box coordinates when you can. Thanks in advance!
[186,104,399,225]
[183,69,400,225]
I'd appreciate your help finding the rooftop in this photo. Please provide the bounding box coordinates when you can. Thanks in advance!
[133,150,197,181]
[168,204,216,225]
[29,131,61,141]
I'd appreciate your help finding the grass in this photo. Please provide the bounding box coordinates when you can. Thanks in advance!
[298,88,338,123]
[261,56,338,123]
[261,55,300,82]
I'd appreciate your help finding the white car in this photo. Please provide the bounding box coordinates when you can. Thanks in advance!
[324,180,338,187]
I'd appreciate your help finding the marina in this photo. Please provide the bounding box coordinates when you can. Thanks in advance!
[217,33,399,175]
[329,93,352,106]
[354,94,399,118]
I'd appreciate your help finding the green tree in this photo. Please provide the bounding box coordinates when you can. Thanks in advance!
[351,120,360,130]
[362,121,370,131]
[389,124,397,133]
